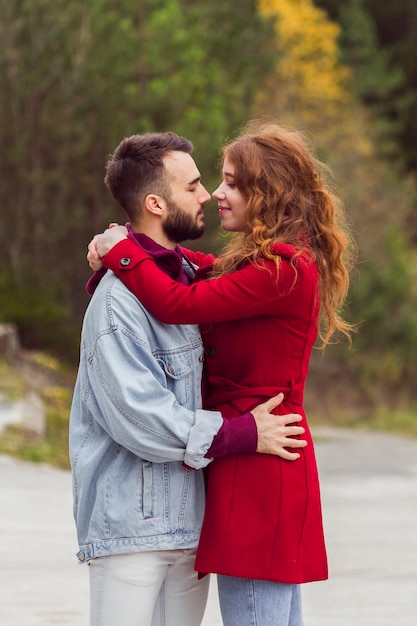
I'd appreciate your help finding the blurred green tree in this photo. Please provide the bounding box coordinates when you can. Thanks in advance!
[314,0,417,175]
[0,0,276,358]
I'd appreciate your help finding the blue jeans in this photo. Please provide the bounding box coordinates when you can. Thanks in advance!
[217,576,304,626]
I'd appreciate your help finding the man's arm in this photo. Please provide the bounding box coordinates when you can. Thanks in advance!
[85,324,222,469]
[85,244,306,463]
[84,306,308,472]
[88,328,306,466]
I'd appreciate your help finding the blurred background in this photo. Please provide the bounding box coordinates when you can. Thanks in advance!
[0,0,416,467]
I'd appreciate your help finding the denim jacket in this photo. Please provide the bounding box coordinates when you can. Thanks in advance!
[69,271,223,564]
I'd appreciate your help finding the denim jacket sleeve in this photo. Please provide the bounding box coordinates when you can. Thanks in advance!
[77,274,223,469]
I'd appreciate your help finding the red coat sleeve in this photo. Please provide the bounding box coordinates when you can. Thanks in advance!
[102,238,309,325]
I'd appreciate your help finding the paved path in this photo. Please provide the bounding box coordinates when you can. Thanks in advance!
[1,426,417,625]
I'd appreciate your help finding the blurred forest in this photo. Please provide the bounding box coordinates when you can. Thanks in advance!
[1,0,416,419]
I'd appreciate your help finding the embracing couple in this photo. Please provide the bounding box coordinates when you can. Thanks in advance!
[69,122,353,626]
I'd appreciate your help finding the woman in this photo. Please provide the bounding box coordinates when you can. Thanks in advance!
[90,122,354,625]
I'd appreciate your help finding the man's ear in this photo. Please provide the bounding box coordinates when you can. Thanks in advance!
[144,194,165,216]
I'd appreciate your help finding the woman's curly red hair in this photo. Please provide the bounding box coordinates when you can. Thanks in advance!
[211,121,356,345]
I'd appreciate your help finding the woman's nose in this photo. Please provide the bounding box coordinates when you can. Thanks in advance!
[213,187,225,199]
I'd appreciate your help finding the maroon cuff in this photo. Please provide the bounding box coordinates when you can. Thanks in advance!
[205,412,258,458]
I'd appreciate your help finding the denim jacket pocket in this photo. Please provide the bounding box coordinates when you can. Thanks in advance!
[156,351,192,379]
[156,351,193,406]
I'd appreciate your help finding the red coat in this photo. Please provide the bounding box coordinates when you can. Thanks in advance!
[103,240,328,584]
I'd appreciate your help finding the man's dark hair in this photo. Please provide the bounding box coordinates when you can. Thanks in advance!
[104,132,193,220]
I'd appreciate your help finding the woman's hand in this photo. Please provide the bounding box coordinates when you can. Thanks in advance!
[251,393,307,461]
[86,223,128,271]
[96,224,128,258]
[87,234,104,271]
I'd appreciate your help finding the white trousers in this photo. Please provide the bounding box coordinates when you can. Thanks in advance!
[88,548,209,626]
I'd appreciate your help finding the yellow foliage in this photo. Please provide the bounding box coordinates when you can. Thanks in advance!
[27,351,61,372]
[257,0,352,124]
[42,385,71,410]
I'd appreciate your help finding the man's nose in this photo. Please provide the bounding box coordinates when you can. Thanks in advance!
[200,186,211,203]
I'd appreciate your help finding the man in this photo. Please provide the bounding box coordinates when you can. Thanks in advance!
[71,132,306,626]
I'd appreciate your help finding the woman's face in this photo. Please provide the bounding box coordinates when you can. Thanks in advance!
[212,157,248,232]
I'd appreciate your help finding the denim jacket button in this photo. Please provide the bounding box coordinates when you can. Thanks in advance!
[120,257,131,267]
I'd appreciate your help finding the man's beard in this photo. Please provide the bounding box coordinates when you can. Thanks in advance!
[162,198,205,243]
